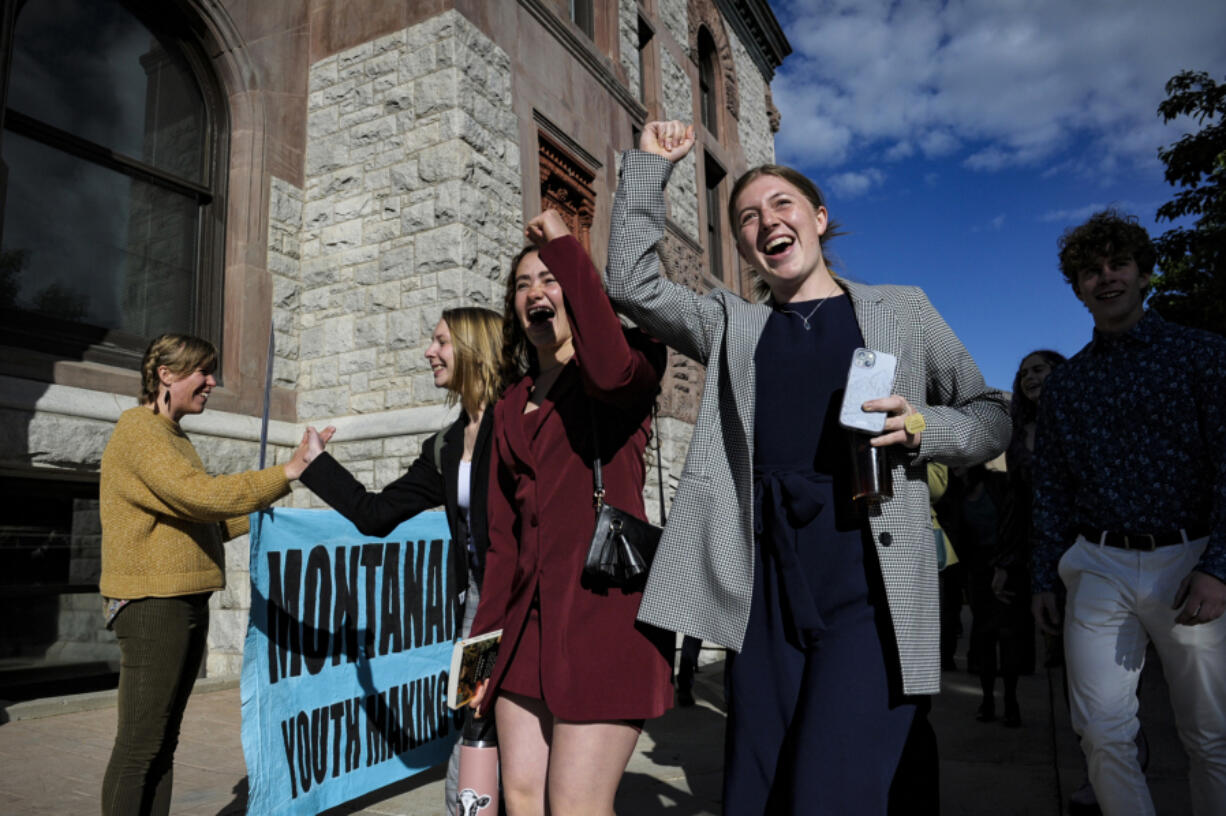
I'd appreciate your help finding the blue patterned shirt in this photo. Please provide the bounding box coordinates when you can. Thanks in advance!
[1032,310,1226,591]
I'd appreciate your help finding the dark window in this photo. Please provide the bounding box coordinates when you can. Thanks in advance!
[0,475,116,701]
[705,152,726,281]
[570,0,594,39]
[637,16,653,104]
[1,0,226,370]
[698,27,718,137]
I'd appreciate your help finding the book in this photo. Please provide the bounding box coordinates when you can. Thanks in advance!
[447,629,502,710]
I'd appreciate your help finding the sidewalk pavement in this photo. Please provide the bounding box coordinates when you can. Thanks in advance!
[0,633,1190,815]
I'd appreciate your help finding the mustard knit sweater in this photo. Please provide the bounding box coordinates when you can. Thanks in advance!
[99,406,290,600]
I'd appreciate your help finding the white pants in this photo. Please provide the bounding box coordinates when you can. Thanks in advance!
[1060,536,1226,816]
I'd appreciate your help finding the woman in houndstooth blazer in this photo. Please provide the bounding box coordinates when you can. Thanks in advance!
[606,122,1011,815]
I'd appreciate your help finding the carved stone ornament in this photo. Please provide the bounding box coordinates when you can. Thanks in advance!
[766,87,781,132]
[538,132,597,252]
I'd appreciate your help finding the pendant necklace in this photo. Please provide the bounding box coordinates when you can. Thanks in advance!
[779,284,840,330]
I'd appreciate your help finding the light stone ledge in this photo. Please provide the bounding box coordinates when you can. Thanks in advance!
[0,375,455,446]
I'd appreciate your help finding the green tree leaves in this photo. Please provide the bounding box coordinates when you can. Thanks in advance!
[1150,71,1226,333]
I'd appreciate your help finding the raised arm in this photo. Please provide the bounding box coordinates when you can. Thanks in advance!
[605,123,724,364]
[527,221,663,409]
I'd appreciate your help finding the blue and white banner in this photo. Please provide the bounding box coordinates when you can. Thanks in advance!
[241,508,460,815]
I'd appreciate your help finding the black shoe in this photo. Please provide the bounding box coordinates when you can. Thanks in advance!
[1003,704,1021,728]
[975,702,995,722]
[678,689,695,707]
[941,657,958,672]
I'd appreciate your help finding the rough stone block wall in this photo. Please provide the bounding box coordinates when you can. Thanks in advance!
[729,30,776,169]
[48,499,116,665]
[643,416,695,526]
[619,0,640,103]
[295,10,521,431]
[3,410,113,472]
[659,48,699,243]
[269,177,304,389]
[656,231,706,425]
[659,0,689,46]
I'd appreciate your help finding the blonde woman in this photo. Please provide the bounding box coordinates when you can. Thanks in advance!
[298,306,503,810]
[101,334,315,816]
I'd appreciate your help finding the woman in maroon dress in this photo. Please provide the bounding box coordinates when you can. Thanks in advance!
[469,209,672,815]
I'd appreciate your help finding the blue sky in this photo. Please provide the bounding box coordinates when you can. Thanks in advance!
[767,0,1226,390]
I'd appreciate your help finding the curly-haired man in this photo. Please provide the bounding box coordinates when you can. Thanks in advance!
[1031,209,1226,815]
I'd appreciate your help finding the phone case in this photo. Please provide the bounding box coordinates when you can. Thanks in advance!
[839,348,898,434]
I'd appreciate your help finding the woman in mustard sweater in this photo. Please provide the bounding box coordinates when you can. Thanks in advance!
[99,333,316,816]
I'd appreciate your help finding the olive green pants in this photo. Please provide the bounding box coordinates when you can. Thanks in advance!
[101,594,210,816]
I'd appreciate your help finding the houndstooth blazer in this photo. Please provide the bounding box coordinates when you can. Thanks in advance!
[606,151,1011,695]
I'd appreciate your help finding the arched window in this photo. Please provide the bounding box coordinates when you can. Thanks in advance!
[1,0,226,369]
[697,27,719,138]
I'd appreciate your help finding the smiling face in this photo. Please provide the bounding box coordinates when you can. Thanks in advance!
[162,364,217,420]
[424,318,455,390]
[733,174,830,301]
[513,250,572,354]
[1017,353,1055,403]
[1075,253,1150,334]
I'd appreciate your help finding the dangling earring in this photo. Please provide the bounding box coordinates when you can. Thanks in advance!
[163,390,171,412]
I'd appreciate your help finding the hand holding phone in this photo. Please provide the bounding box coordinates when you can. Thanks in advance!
[839,348,898,434]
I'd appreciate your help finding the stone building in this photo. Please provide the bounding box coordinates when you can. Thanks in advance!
[0,0,787,697]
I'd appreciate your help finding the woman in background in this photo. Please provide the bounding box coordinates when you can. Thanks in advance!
[101,333,314,816]
[1001,351,1066,668]
[298,306,504,811]
[470,209,671,816]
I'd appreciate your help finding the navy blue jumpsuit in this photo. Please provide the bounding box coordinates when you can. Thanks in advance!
[723,295,922,814]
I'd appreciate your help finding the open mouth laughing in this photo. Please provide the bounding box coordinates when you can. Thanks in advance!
[527,304,555,325]
[763,235,794,256]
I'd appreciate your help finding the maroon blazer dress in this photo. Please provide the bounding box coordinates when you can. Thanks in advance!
[470,235,673,722]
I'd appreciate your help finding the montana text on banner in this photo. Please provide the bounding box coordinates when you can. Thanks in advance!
[241,508,459,815]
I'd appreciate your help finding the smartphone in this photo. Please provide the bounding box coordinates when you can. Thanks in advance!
[839,348,898,434]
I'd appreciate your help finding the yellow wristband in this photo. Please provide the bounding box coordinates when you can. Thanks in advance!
[904,412,926,435]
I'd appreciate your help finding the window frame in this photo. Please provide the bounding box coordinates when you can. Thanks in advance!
[697,26,720,139]
[703,150,727,283]
[0,0,229,374]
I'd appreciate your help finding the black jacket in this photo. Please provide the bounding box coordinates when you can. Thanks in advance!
[299,409,495,591]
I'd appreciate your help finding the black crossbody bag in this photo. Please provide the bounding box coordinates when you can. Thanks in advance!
[581,407,664,587]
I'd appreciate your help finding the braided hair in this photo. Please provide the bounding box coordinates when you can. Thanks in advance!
[139,334,217,413]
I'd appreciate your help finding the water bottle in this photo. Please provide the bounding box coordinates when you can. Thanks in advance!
[455,713,498,816]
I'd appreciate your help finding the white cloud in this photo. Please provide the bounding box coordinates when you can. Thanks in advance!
[1039,203,1114,223]
[771,0,1226,179]
[884,141,915,161]
[827,167,886,197]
